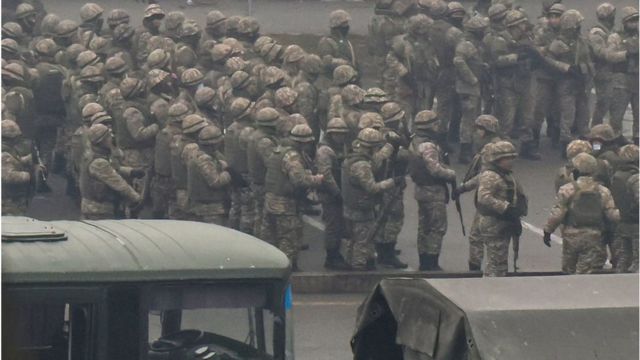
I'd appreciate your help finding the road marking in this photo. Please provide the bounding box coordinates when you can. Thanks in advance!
[303,215,325,231]
[521,221,563,245]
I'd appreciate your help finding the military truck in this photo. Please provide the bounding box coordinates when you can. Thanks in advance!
[2,216,292,360]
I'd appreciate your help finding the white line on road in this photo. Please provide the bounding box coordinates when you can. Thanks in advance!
[302,215,325,231]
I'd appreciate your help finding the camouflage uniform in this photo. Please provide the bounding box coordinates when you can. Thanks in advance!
[628,173,640,272]
[588,3,616,126]
[342,128,396,270]
[554,140,593,192]
[544,153,620,274]
[225,98,255,233]
[264,124,322,269]
[1,120,32,216]
[79,124,141,220]
[368,0,409,86]
[132,4,165,68]
[292,54,322,139]
[187,125,231,225]
[318,10,358,80]
[476,141,527,277]
[409,111,456,270]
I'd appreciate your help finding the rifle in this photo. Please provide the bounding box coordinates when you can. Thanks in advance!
[32,144,51,193]
[364,183,404,244]
[512,234,520,273]
[450,182,466,236]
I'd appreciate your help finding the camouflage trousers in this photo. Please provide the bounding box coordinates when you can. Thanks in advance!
[263,213,303,261]
[483,235,510,277]
[229,186,255,234]
[557,81,590,143]
[417,200,447,255]
[1,197,28,216]
[561,228,607,274]
[609,86,639,137]
[495,80,535,142]
[344,219,376,268]
[191,203,228,226]
[435,72,455,135]
[458,94,481,145]
[591,75,612,126]
[170,189,196,220]
[379,190,404,245]
[533,78,559,139]
[150,174,175,219]
[611,222,639,273]
[321,198,345,251]
[468,213,484,268]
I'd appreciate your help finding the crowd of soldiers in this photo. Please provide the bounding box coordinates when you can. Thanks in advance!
[1,0,638,275]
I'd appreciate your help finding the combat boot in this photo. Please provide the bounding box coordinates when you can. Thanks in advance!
[419,253,430,271]
[468,262,481,271]
[520,141,541,160]
[324,249,351,270]
[365,258,377,271]
[431,254,443,271]
[378,243,408,269]
[458,143,472,164]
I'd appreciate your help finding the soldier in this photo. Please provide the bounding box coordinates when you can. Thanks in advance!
[174,20,201,76]
[340,84,367,140]
[1,120,34,216]
[2,22,25,46]
[326,64,359,129]
[409,111,456,270]
[368,0,410,86]
[628,172,640,272]
[543,153,620,274]
[543,9,594,156]
[318,10,358,78]
[152,103,189,219]
[248,107,280,238]
[79,124,142,220]
[264,124,323,270]
[14,3,37,42]
[293,54,322,139]
[195,86,221,127]
[2,62,35,143]
[98,56,128,110]
[475,140,527,277]
[170,113,208,220]
[225,97,256,233]
[236,17,261,56]
[109,24,136,71]
[588,124,620,183]
[164,11,185,42]
[609,144,639,273]
[606,6,638,144]
[342,128,399,270]
[204,10,227,43]
[133,4,165,67]
[274,87,299,117]
[554,139,593,192]
[454,16,490,164]
[78,3,105,47]
[187,125,232,225]
[282,45,306,81]
[589,3,616,126]
[69,102,105,198]
[178,68,204,112]
[316,118,351,269]
[106,9,130,36]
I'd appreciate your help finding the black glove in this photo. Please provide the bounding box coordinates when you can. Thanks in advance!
[451,185,463,201]
[512,220,523,237]
[543,231,552,247]
[567,64,582,77]
[393,176,406,187]
[130,169,146,178]
[501,206,520,222]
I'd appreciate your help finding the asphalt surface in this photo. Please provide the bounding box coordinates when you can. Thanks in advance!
[12,1,637,359]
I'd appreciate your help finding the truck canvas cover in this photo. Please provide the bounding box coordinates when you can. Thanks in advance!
[352,275,639,360]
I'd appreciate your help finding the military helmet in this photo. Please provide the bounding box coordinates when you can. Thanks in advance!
[474,115,499,133]
[119,77,145,99]
[80,3,104,22]
[618,144,639,162]
[198,125,224,145]
[408,14,433,35]
[226,15,241,34]
[113,23,134,41]
[195,86,216,107]
[595,3,615,19]
[588,124,616,142]
[165,11,185,31]
[41,13,61,36]
[262,65,286,87]
[90,111,113,126]
[56,20,79,37]
[231,70,251,89]
[414,110,439,131]
[548,3,567,16]
[182,114,207,134]
[464,16,490,31]
[256,107,279,127]
[560,9,584,30]
[329,9,351,28]
[229,97,253,120]
[89,36,109,54]
[147,49,171,69]
[263,42,284,63]
[78,93,98,109]
[326,117,349,134]
[341,84,366,106]
[105,56,128,76]
[417,0,448,18]
[107,9,130,27]
[211,43,232,62]
[275,87,298,108]
[180,19,201,37]
[1,39,19,55]
[238,16,260,35]
[389,0,415,16]
[147,68,169,89]
[333,65,358,86]
[447,2,466,18]
[357,128,384,148]
[571,153,598,175]
[290,124,314,143]
[2,22,24,39]
[492,0,514,8]
[254,36,274,52]
[504,10,527,27]
[181,68,204,87]
[283,44,305,63]
[302,54,323,76]
[486,140,518,162]
[621,6,639,23]
[87,124,110,145]
[565,139,593,160]
[79,65,104,83]
[224,57,247,75]
[1,119,22,138]
[166,103,189,120]
[2,63,25,82]
[66,44,86,63]
[206,10,227,28]
[77,50,100,68]
[358,112,385,130]
[15,3,36,19]
[364,87,389,104]
[82,102,105,122]
[488,4,508,21]
[381,102,406,124]
[144,4,165,19]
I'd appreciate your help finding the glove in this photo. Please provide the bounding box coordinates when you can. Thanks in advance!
[451,185,463,201]
[567,64,581,77]
[543,231,552,247]
[501,206,520,222]
[393,176,406,187]
[130,169,146,178]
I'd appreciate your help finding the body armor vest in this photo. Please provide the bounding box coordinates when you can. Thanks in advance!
[611,165,639,224]
[409,136,443,186]
[566,181,605,228]
[225,124,249,174]
[265,146,295,197]
[248,130,276,185]
[79,151,115,203]
[170,136,192,190]
[187,151,228,204]
[115,100,153,149]
[341,152,376,211]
